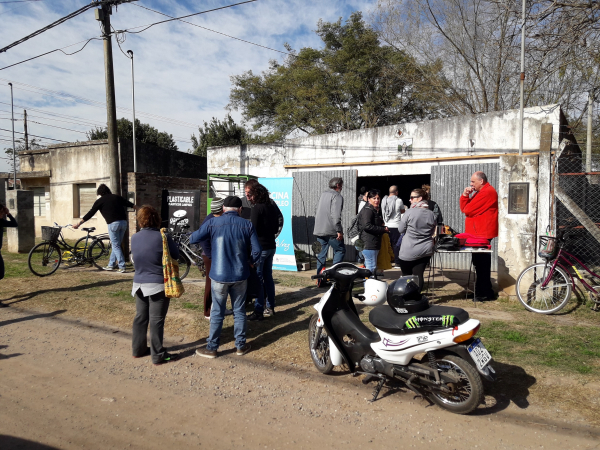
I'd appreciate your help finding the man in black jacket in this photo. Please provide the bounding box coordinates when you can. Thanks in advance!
[74,184,136,273]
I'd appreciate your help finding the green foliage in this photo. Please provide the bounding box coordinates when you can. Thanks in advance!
[229,11,445,138]
[87,118,178,152]
[191,114,250,157]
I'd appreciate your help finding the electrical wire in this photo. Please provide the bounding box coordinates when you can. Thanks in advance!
[132,2,289,55]
[0,127,68,142]
[0,0,44,3]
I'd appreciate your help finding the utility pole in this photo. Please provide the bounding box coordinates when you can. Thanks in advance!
[8,82,16,189]
[95,2,121,195]
[126,49,137,172]
[586,89,594,176]
[24,109,29,151]
[518,0,526,156]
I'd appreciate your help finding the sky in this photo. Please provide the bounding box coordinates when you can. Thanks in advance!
[0,0,376,172]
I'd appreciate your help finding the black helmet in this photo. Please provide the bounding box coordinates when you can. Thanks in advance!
[386,276,429,314]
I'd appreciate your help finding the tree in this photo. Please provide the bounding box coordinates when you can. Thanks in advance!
[3,138,44,173]
[229,12,446,139]
[191,114,250,157]
[87,118,178,152]
[371,0,600,128]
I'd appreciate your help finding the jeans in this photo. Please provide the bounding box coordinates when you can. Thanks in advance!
[207,279,248,351]
[202,256,212,317]
[255,248,276,314]
[107,220,128,269]
[399,256,431,292]
[132,289,170,364]
[315,235,346,274]
[388,228,401,265]
[362,249,379,275]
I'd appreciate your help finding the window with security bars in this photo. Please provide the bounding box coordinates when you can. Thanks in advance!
[76,183,97,218]
[31,187,46,217]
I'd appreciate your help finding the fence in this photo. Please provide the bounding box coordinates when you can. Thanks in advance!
[554,152,600,272]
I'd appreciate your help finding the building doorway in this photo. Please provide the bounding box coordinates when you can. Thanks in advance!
[357,174,431,208]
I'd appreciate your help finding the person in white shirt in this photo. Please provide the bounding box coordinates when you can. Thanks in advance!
[381,185,405,268]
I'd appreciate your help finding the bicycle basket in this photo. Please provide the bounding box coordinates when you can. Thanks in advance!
[41,226,61,242]
[538,235,558,259]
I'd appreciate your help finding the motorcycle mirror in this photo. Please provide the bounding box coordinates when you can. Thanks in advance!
[354,239,365,252]
[311,241,322,255]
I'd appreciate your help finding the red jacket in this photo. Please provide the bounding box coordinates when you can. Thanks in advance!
[459,183,498,239]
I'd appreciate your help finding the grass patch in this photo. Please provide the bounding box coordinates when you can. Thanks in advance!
[182,302,202,310]
[478,320,600,376]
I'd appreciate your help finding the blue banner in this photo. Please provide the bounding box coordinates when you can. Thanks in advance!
[259,177,298,271]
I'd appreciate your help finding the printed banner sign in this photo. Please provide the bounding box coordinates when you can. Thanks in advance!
[259,177,298,271]
[162,189,201,232]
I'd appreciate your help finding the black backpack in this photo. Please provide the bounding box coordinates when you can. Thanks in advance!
[436,235,461,251]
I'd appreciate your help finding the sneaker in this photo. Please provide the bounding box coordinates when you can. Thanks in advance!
[102,266,116,271]
[117,268,127,273]
[153,353,178,366]
[264,307,275,317]
[248,311,264,321]
[236,344,251,356]
[224,309,233,316]
[132,347,150,359]
[196,348,217,359]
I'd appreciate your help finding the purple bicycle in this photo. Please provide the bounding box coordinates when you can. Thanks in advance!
[516,227,600,314]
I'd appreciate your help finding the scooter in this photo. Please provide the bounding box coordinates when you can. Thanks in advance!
[308,262,496,415]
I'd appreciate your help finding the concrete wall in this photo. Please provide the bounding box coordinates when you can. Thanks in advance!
[6,190,35,253]
[208,104,563,179]
[19,177,52,236]
[497,155,540,294]
[126,172,207,244]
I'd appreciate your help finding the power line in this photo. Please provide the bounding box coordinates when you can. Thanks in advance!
[0,127,68,142]
[0,0,43,3]
[132,3,289,55]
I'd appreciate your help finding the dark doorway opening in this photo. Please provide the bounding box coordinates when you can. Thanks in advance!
[357,174,431,209]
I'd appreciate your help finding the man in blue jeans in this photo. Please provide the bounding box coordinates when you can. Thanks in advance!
[194,196,262,358]
[313,177,345,283]
[74,184,135,273]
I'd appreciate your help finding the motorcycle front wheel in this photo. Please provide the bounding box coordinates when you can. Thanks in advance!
[308,313,334,374]
[428,355,484,414]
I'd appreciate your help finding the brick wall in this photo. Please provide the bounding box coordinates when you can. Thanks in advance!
[127,172,207,244]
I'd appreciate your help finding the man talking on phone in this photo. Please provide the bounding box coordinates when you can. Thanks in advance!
[460,171,498,302]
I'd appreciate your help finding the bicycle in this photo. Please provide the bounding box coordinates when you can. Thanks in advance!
[28,224,112,277]
[168,218,205,281]
[515,226,600,314]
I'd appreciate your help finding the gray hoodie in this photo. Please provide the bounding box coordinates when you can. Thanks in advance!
[313,189,344,237]
[398,207,436,261]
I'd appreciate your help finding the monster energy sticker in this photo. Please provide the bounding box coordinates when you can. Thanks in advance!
[405,315,457,329]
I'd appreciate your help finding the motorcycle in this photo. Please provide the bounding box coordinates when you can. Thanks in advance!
[308,263,495,414]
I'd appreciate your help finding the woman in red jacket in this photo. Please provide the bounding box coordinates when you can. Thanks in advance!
[460,171,498,301]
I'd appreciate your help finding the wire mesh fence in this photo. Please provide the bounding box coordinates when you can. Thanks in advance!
[555,152,600,272]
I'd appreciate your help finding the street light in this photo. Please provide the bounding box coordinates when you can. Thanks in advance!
[126,49,137,172]
[8,82,16,189]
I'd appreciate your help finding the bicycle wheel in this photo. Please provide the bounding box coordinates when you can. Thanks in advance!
[516,262,572,314]
[73,237,92,264]
[177,252,191,281]
[88,238,113,270]
[28,242,62,277]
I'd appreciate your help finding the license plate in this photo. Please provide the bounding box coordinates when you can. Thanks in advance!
[467,338,492,370]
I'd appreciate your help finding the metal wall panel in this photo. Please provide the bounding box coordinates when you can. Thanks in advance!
[431,162,499,271]
[292,170,358,266]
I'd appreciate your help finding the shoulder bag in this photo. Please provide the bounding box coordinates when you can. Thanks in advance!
[160,228,185,298]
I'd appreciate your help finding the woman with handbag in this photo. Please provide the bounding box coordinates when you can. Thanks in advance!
[131,205,180,365]
[397,189,437,292]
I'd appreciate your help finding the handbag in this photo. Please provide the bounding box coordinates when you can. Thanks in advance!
[160,228,185,298]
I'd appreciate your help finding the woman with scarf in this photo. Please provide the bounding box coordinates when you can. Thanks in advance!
[397,189,436,292]
[357,189,388,275]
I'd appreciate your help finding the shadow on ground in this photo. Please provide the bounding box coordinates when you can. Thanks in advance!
[3,279,125,306]
[0,435,61,449]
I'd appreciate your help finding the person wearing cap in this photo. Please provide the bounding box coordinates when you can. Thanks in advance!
[190,198,224,319]
[194,196,262,358]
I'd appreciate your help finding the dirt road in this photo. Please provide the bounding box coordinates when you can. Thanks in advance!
[1,307,598,450]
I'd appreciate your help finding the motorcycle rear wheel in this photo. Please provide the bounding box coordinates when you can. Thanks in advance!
[428,355,484,414]
[308,313,334,374]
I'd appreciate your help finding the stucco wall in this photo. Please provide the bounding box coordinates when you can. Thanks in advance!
[497,155,540,294]
[208,104,563,178]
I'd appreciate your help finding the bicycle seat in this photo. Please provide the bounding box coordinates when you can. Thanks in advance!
[82,227,96,232]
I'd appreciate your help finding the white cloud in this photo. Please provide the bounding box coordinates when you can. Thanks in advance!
[0,0,375,172]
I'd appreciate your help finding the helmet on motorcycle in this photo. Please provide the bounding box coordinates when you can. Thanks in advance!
[362,278,388,306]
[386,276,429,314]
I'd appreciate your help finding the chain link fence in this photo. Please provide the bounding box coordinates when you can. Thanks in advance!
[555,152,600,272]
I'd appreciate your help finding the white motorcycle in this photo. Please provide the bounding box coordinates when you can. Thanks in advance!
[309,263,495,414]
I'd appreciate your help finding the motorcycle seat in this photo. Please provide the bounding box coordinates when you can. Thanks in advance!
[369,305,470,335]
